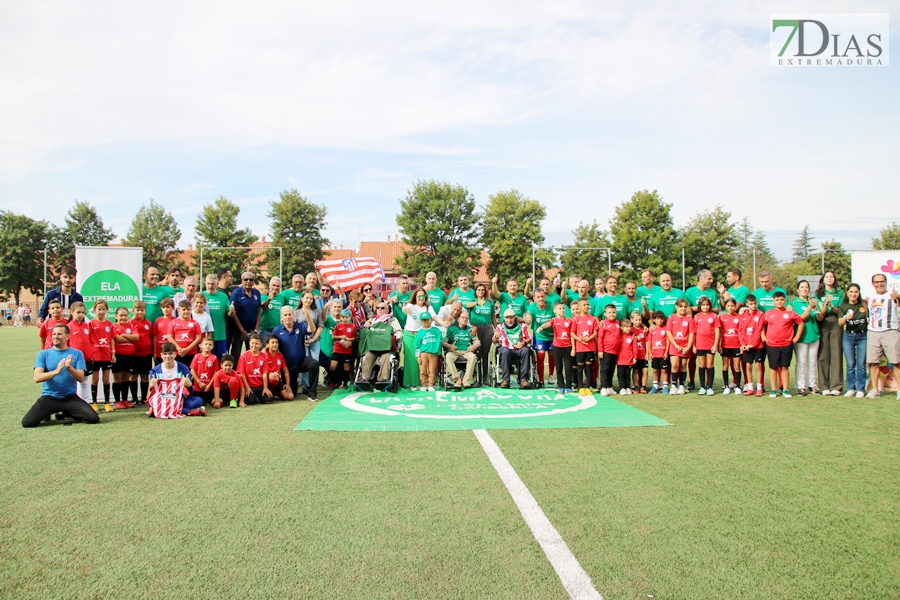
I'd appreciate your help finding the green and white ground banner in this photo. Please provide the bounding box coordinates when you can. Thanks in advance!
[75,246,143,318]
[296,388,670,432]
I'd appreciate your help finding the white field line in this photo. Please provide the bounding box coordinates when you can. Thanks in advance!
[473,428,603,600]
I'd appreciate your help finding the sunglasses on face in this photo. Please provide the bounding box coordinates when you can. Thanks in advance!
[363,287,372,292]
[243,278,254,282]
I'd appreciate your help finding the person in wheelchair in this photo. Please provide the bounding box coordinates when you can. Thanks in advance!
[493,308,533,389]
[442,310,481,389]
[358,301,402,388]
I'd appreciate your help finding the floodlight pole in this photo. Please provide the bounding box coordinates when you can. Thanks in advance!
[682,248,686,292]
[43,248,48,296]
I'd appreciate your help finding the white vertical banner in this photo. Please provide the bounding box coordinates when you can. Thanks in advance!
[75,246,143,316]
[850,250,900,298]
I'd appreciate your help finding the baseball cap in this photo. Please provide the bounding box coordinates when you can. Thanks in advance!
[503,309,516,318]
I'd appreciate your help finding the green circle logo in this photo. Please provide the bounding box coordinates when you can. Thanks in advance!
[80,269,141,315]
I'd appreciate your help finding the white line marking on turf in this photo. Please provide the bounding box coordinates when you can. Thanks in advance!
[473,428,603,600]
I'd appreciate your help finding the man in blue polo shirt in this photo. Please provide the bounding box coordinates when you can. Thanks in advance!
[23,323,100,427]
[272,306,320,400]
[230,271,262,357]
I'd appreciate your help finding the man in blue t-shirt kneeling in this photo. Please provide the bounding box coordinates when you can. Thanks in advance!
[23,323,100,427]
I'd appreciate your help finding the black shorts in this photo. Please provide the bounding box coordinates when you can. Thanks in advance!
[269,379,286,396]
[111,355,133,374]
[651,357,671,370]
[633,359,648,371]
[131,354,153,375]
[695,349,713,357]
[721,347,742,358]
[742,348,766,364]
[766,345,793,369]
[89,360,113,373]
[331,354,353,366]
[575,351,595,364]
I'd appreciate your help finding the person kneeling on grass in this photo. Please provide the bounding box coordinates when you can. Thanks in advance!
[147,343,205,418]
[237,334,271,405]
[761,291,806,398]
[212,354,245,408]
[23,324,100,427]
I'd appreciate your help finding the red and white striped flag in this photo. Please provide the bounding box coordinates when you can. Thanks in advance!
[315,256,385,291]
[147,379,186,419]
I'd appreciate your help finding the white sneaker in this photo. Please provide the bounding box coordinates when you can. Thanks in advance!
[723,387,731,395]
[600,388,610,397]
[678,385,685,395]
[856,391,864,398]
[409,386,418,391]
[707,388,715,396]
[866,390,880,399]
[782,390,793,398]
[698,388,706,395]
[822,389,831,396]
[831,390,841,396]
[427,386,435,392]
[844,390,856,397]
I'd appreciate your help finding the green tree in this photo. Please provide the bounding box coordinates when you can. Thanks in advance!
[47,200,115,275]
[822,239,851,285]
[873,222,900,250]
[733,218,777,284]
[395,180,482,287]
[194,195,258,277]
[480,189,552,283]
[792,225,815,262]
[267,189,329,279]
[609,190,680,285]
[0,211,50,303]
[121,198,183,270]
[680,206,737,282]
[558,220,612,280]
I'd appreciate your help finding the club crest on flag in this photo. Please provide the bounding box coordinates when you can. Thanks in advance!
[342,258,358,272]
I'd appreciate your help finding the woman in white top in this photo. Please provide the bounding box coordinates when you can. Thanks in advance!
[401,290,437,387]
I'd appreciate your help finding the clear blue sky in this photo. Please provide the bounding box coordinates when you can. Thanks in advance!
[1,1,896,261]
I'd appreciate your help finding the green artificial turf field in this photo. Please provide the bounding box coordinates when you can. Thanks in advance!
[2,326,899,599]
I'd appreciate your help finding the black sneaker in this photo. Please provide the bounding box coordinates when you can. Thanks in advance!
[685,382,695,391]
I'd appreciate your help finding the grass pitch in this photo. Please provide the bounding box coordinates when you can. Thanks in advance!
[1,327,898,599]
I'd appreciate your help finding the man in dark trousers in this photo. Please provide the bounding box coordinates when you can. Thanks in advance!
[23,323,100,427]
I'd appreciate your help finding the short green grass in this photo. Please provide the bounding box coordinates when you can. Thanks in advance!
[2,327,899,599]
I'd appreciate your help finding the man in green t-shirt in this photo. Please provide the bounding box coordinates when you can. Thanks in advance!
[142,266,174,324]
[304,272,321,297]
[684,269,720,314]
[751,270,786,312]
[634,269,658,304]
[718,267,750,309]
[423,271,447,308]
[524,276,562,308]
[259,277,285,339]
[623,281,643,317]
[443,311,481,388]
[389,275,413,328]
[447,274,476,306]
[597,276,628,320]
[202,273,232,358]
[491,275,528,321]
[649,273,684,318]
[277,274,306,311]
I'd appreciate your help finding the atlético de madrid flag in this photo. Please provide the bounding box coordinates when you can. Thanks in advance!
[315,256,385,291]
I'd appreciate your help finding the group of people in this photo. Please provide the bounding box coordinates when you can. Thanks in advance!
[3,302,32,327]
[22,263,900,426]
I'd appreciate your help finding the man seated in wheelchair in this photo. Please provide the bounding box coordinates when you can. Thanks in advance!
[442,309,481,389]
[357,300,402,390]
[493,308,533,389]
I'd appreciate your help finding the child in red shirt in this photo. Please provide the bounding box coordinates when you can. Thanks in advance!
[629,312,648,393]
[616,318,636,395]
[330,309,357,389]
[570,299,598,395]
[692,296,721,396]
[761,291,805,398]
[112,306,139,408]
[264,336,294,401]
[666,299,695,394]
[536,302,574,394]
[67,301,93,403]
[237,334,270,404]
[88,300,115,411]
[648,311,670,394]
[213,353,245,408]
[153,298,176,361]
[129,300,154,404]
[597,304,621,396]
[738,295,766,396]
[190,338,220,405]
[166,300,203,366]
[39,299,69,350]
[718,298,743,395]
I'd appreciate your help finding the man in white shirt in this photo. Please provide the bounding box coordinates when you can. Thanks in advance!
[866,273,900,399]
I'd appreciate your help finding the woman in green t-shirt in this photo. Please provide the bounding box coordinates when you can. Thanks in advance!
[815,271,845,395]
[837,283,868,398]
[469,283,496,384]
[791,280,823,396]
